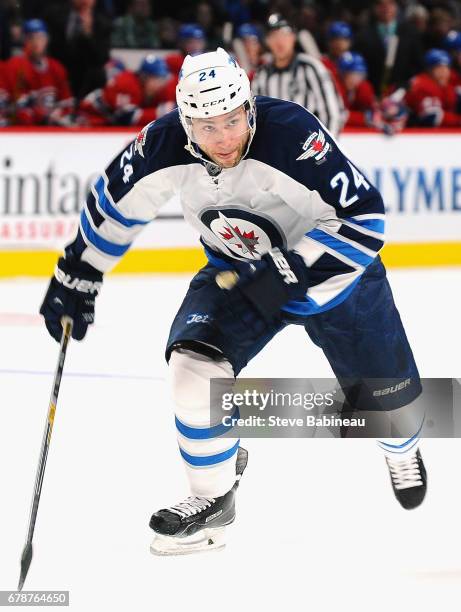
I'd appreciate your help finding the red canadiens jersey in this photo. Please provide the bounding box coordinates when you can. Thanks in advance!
[165,53,184,77]
[0,62,10,126]
[79,70,177,127]
[321,55,341,89]
[405,72,461,127]
[5,53,73,125]
[449,68,461,89]
[338,78,376,127]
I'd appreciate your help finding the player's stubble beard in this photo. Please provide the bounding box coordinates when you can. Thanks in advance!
[201,130,250,169]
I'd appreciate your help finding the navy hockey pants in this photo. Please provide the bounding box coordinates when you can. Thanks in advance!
[165,256,421,411]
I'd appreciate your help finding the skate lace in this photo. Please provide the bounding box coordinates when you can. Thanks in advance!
[168,496,216,519]
[386,454,422,490]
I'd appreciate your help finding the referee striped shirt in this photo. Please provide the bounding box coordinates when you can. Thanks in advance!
[252,52,345,136]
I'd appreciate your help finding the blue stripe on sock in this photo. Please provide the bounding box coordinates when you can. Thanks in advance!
[95,176,148,227]
[179,440,239,467]
[175,409,240,440]
[378,416,425,450]
[80,209,132,256]
[378,436,420,455]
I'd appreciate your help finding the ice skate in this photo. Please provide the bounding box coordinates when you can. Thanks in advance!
[149,447,248,556]
[386,448,427,510]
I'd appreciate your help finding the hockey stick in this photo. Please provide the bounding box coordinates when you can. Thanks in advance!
[17,316,73,592]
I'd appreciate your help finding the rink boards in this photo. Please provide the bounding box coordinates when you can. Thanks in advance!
[0,127,460,275]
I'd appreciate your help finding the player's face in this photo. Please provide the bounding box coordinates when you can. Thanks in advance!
[183,38,206,56]
[265,29,296,63]
[25,32,48,58]
[143,75,166,98]
[328,38,350,58]
[192,106,250,168]
[431,65,450,86]
[374,0,397,23]
[343,71,365,91]
[243,37,262,65]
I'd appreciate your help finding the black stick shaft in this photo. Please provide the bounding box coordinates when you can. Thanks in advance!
[18,318,73,590]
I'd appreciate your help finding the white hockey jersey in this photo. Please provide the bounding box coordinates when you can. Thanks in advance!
[68,96,385,315]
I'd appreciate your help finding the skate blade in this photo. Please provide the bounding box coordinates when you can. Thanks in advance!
[150,527,226,556]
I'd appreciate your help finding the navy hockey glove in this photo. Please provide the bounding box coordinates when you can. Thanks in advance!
[40,256,103,342]
[217,247,309,328]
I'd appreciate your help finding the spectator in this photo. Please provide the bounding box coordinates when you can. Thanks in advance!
[224,0,252,28]
[321,21,353,86]
[337,51,377,127]
[252,13,344,136]
[405,49,461,126]
[233,23,265,80]
[0,3,12,60]
[165,24,206,78]
[111,0,159,49]
[405,4,429,36]
[44,0,111,101]
[0,60,11,125]
[355,0,424,95]
[423,7,456,51]
[157,18,178,49]
[79,55,176,126]
[4,19,73,125]
[444,30,461,88]
[196,1,224,49]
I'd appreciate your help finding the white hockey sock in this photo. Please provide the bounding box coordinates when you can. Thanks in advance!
[169,348,239,498]
[377,435,420,460]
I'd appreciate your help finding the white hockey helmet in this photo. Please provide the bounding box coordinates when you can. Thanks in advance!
[176,47,256,149]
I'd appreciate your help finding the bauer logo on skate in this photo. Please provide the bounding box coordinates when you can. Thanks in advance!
[200,208,285,260]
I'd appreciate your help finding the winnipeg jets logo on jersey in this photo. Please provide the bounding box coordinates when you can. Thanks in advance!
[200,209,285,260]
[134,121,154,158]
[296,129,331,163]
[218,213,260,256]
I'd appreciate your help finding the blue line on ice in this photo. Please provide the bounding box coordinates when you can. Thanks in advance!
[0,369,164,381]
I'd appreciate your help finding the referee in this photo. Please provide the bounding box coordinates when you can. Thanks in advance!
[253,14,345,136]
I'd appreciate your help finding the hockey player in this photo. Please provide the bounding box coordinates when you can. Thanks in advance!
[233,23,265,82]
[79,55,176,127]
[165,23,206,78]
[336,52,377,128]
[0,62,11,126]
[321,21,353,87]
[444,30,461,89]
[5,19,73,125]
[405,49,461,126]
[39,48,427,555]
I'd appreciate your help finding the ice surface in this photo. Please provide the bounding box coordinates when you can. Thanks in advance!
[1,268,460,611]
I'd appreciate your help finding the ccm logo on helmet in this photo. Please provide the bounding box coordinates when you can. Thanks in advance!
[268,248,298,284]
[203,99,225,107]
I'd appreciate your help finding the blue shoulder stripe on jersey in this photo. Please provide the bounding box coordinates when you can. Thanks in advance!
[348,218,385,234]
[179,440,240,467]
[80,209,132,256]
[175,409,240,440]
[282,273,362,316]
[306,229,375,267]
[95,176,149,227]
[338,224,384,253]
